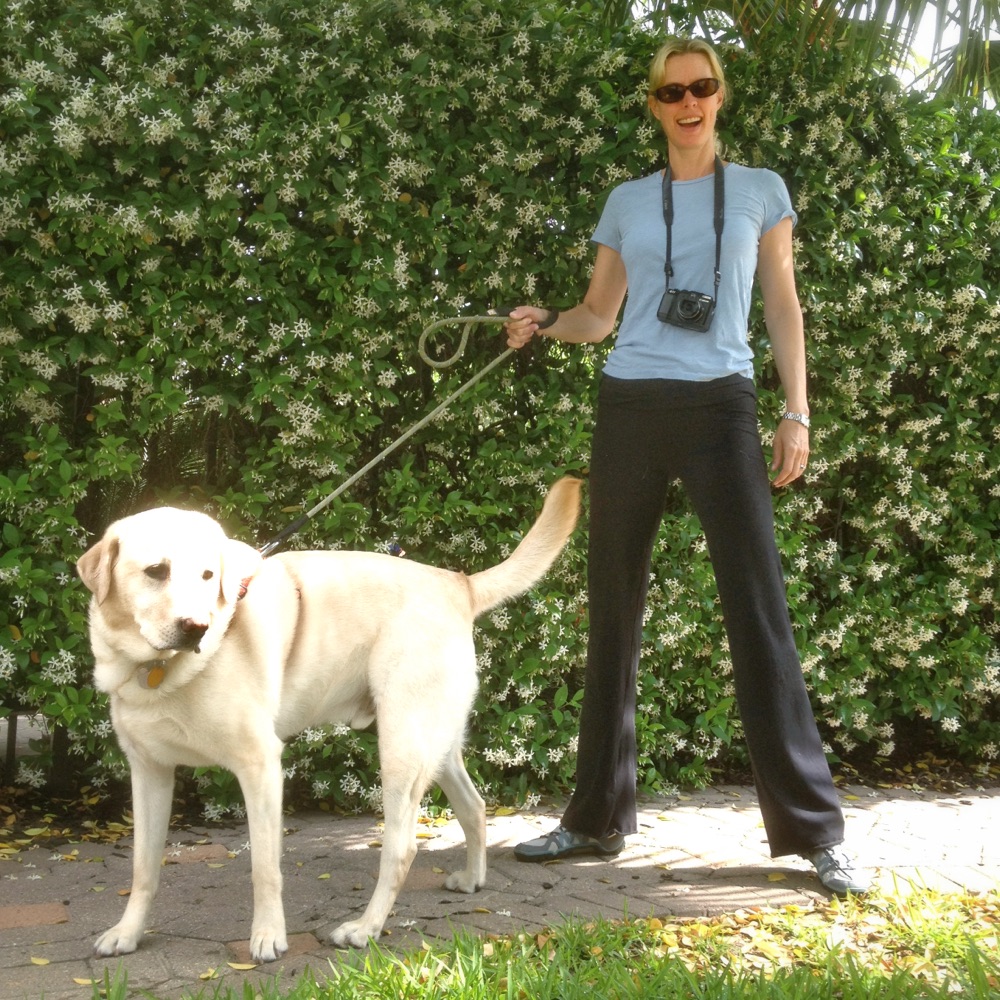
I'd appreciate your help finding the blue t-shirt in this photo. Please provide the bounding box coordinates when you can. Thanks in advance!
[592,163,796,381]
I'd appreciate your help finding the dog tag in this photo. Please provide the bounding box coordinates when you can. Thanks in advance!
[139,664,166,689]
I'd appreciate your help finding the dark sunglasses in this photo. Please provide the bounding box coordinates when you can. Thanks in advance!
[652,78,721,104]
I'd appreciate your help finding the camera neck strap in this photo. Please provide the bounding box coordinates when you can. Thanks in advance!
[662,155,725,297]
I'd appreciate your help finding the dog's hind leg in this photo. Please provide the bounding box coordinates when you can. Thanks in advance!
[437,744,487,894]
[329,766,427,949]
[94,760,175,956]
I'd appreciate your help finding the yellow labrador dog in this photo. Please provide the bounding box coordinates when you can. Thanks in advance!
[77,477,580,961]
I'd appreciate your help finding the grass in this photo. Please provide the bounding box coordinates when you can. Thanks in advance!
[86,883,1000,1000]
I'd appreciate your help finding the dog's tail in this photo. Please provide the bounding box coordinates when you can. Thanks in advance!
[467,476,582,617]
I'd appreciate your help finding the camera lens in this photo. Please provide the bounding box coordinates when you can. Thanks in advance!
[678,299,700,319]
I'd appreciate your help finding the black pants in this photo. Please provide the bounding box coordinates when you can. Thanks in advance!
[561,374,844,857]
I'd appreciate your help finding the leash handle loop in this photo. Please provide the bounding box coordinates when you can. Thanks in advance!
[417,312,511,369]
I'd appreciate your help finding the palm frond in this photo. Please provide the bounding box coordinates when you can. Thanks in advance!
[922,35,999,100]
[601,0,1000,102]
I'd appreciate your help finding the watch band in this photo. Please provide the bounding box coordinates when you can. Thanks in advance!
[782,411,810,429]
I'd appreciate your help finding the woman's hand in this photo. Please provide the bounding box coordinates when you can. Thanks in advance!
[503,306,551,349]
[771,418,809,487]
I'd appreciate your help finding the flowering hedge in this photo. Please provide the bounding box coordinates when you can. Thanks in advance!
[1,0,997,817]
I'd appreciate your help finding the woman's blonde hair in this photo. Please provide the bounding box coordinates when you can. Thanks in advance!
[647,37,726,99]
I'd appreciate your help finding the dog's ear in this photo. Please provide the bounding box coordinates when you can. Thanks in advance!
[77,534,120,606]
[221,538,264,603]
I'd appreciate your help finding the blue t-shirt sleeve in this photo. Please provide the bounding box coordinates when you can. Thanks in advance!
[761,169,797,232]
[591,186,625,252]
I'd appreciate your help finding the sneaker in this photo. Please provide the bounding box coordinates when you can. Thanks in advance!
[514,824,625,862]
[805,846,871,895]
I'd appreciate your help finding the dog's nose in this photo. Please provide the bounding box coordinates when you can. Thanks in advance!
[179,619,209,644]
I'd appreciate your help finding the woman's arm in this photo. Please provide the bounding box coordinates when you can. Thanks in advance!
[757,216,810,487]
[504,243,628,348]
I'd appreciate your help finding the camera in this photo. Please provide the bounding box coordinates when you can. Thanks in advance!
[657,288,716,332]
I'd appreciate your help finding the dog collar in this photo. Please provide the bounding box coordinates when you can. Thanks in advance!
[137,660,168,689]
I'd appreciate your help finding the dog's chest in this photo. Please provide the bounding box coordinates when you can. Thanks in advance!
[110,688,252,769]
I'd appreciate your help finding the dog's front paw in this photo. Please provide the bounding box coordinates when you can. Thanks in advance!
[330,919,379,949]
[249,926,288,963]
[93,924,140,957]
[444,869,483,894]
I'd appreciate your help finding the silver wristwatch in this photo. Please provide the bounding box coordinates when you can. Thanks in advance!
[782,411,810,428]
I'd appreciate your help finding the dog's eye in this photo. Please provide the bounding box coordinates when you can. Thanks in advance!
[144,563,169,581]
[202,570,214,581]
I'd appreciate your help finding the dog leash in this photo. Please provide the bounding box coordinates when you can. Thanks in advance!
[258,311,515,557]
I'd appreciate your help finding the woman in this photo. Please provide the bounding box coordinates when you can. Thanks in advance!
[505,37,868,895]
